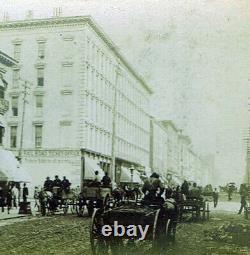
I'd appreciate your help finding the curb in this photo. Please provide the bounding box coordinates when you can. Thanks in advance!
[0,215,29,221]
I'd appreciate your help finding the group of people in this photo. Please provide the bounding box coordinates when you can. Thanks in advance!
[43,175,71,193]
[89,171,112,187]
[0,183,28,214]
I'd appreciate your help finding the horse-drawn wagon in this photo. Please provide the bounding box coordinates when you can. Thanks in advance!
[76,185,112,216]
[90,201,176,255]
[38,187,78,216]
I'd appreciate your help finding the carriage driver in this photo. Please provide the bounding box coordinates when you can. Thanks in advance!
[142,172,165,205]
[44,177,53,192]
[61,176,71,194]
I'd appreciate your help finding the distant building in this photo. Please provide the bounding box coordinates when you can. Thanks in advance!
[0,16,152,186]
[200,154,215,185]
[149,118,168,178]
[160,120,181,181]
[179,133,191,180]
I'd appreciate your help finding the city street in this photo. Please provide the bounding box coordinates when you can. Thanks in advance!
[0,196,250,255]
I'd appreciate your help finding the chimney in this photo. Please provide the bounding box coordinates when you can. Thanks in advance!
[25,10,33,20]
[3,12,9,22]
[53,7,62,17]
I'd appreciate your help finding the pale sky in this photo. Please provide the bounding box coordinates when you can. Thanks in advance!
[1,0,250,185]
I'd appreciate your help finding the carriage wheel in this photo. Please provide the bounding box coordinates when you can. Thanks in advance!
[103,194,112,211]
[152,209,161,248]
[90,208,108,255]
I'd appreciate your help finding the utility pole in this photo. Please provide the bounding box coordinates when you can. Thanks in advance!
[110,64,121,182]
[18,80,30,162]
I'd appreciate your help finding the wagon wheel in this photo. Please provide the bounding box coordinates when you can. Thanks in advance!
[90,208,108,255]
[87,200,95,217]
[103,194,113,211]
[152,209,161,248]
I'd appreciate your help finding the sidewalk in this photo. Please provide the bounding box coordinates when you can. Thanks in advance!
[0,207,30,220]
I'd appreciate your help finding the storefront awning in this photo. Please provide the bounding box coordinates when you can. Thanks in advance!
[0,149,31,182]
[120,166,142,184]
[83,157,105,180]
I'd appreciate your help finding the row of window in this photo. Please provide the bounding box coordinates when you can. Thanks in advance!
[85,123,112,155]
[116,92,149,131]
[12,67,44,88]
[116,139,149,167]
[86,36,149,114]
[86,38,116,84]
[13,35,80,64]
[9,125,42,149]
[10,95,43,117]
[116,114,149,149]
[85,94,113,131]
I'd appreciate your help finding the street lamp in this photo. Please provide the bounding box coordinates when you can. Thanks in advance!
[130,165,134,186]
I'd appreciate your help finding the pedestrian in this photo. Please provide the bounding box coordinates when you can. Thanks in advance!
[181,180,189,197]
[22,183,29,203]
[6,188,12,214]
[12,185,19,208]
[61,176,71,194]
[34,186,40,211]
[212,188,219,208]
[0,186,5,212]
[238,184,247,214]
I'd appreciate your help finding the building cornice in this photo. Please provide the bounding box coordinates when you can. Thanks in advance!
[0,51,18,67]
[0,16,153,94]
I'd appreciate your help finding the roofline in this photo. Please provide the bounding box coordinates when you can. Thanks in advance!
[179,134,191,144]
[160,120,179,132]
[0,50,18,67]
[0,16,153,94]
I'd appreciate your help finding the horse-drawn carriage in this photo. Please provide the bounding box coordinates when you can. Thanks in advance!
[39,186,78,216]
[179,195,210,221]
[76,184,112,217]
[90,200,177,255]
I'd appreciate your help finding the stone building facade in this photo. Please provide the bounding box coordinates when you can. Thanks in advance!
[149,118,168,178]
[0,16,152,186]
[0,51,17,147]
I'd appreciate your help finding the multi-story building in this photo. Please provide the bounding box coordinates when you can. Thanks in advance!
[0,16,152,186]
[0,51,17,146]
[149,118,168,178]
[160,120,181,181]
[0,50,25,183]
[179,133,191,180]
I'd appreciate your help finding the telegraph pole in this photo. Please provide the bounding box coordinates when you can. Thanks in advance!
[110,65,121,182]
[18,80,30,162]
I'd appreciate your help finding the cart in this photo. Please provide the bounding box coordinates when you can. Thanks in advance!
[179,198,209,221]
[77,185,112,216]
[90,201,176,255]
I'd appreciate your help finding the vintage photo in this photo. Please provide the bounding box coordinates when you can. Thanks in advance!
[0,1,249,254]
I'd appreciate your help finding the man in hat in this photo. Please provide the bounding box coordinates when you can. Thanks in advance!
[142,172,164,205]
[44,177,53,192]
